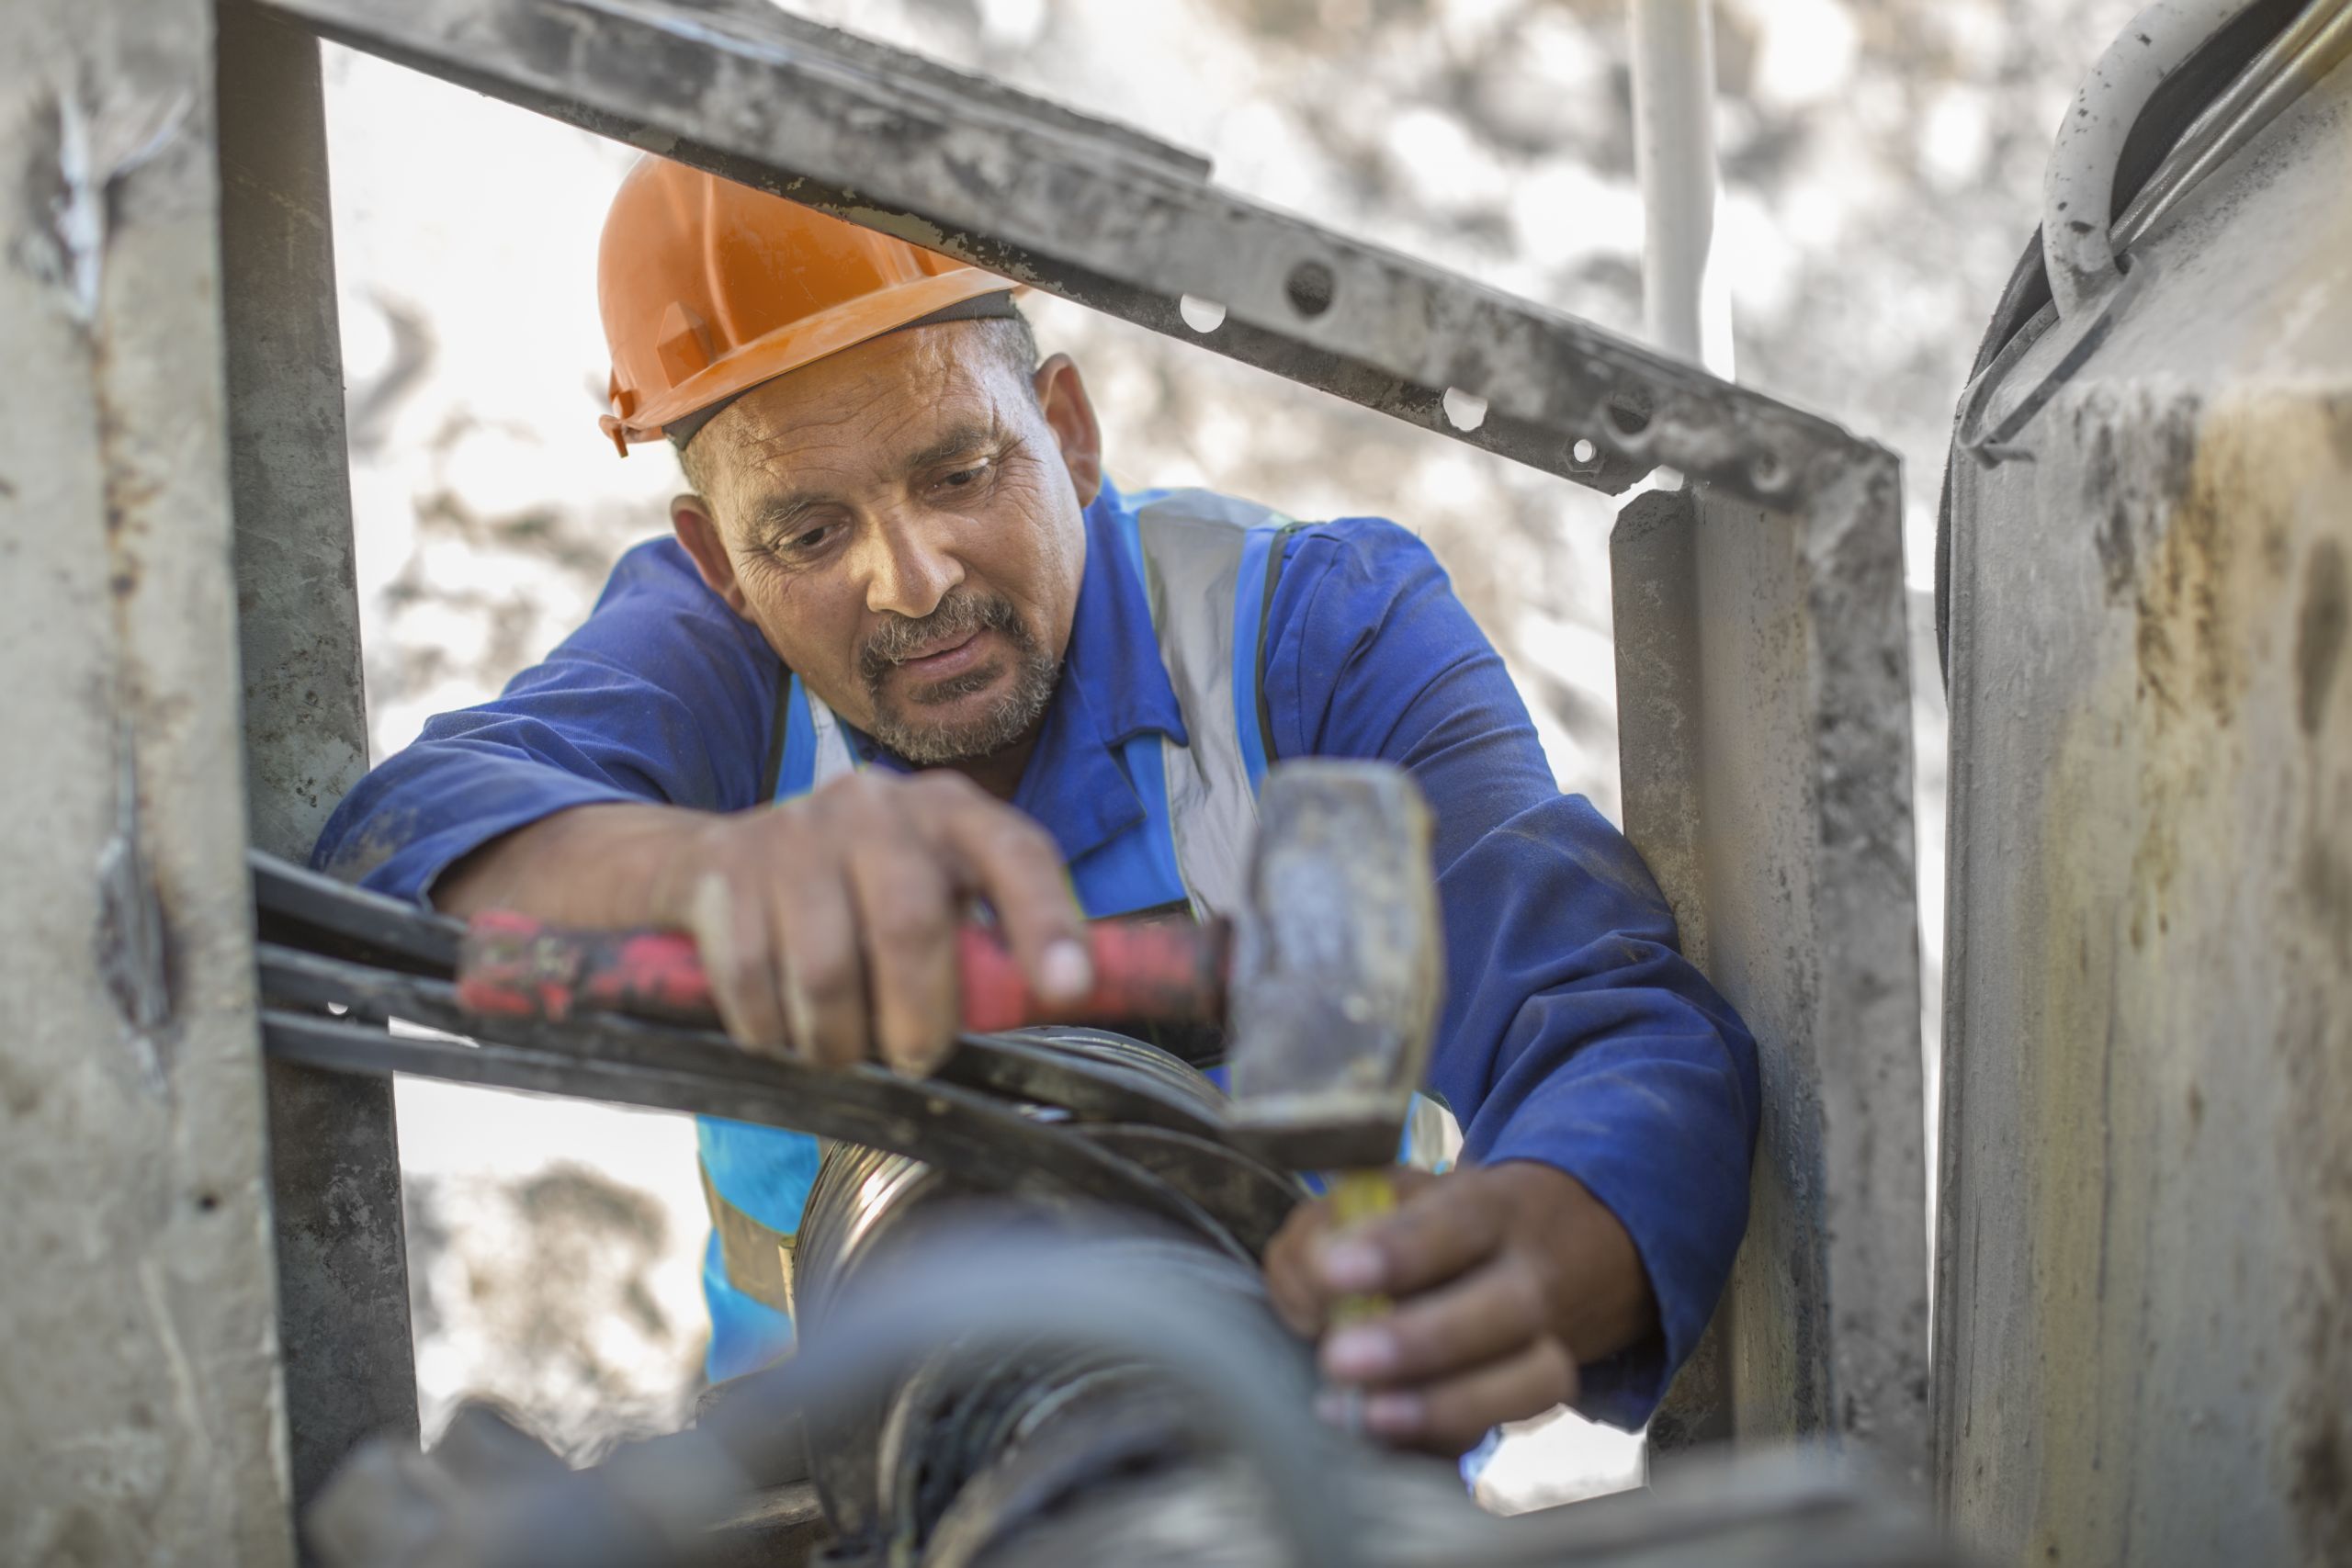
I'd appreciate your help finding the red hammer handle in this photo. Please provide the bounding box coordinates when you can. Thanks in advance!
[456,909,1228,1035]
[954,918,1230,1032]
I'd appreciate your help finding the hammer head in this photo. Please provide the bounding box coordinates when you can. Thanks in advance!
[1224,761,1443,1169]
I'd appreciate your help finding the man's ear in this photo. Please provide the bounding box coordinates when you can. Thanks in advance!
[672,493,751,616]
[1033,353,1103,507]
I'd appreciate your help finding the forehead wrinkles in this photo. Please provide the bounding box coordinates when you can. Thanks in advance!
[730,350,995,495]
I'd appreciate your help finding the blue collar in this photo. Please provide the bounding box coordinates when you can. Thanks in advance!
[1006,478,1186,863]
[1061,478,1189,751]
[856,479,1186,865]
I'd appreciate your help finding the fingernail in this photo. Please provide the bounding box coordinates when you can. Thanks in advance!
[1322,1325,1396,1381]
[778,968,815,1061]
[908,1036,957,1078]
[1038,938,1092,1001]
[1363,1393,1422,1435]
[1318,1240,1385,1293]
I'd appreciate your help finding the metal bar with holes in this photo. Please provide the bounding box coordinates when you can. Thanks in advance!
[252,0,1886,511]
[237,0,1923,1479]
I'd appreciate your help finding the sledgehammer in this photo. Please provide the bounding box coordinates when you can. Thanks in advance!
[454,760,1443,1169]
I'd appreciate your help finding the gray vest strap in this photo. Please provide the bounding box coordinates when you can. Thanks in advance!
[801,488,1294,922]
[1133,489,1292,921]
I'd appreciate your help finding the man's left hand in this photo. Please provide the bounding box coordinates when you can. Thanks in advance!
[1261,1162,1656,1454]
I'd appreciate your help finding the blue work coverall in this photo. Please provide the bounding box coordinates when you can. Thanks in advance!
[315,478,1760,1429]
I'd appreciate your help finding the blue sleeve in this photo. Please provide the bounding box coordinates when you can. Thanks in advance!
[312,537,781,903]
[1261,517,1759,1430]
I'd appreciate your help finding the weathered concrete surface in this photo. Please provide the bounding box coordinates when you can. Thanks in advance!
[1938,51,2352,1568]
[0,0,295,1561]
[217,0,419,1514]
[1613,460,1929,1484]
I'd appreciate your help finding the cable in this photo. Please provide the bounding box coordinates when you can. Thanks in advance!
[418,1222,1355,1568]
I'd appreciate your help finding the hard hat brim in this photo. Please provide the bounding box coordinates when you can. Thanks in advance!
[600,266,1015,451]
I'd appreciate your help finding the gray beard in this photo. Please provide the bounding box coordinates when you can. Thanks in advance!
[858,591,1060,765]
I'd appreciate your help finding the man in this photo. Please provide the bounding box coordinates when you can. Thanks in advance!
[317,158,1758,1455]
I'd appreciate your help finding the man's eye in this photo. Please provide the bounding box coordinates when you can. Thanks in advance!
[781,525,833,556]
[940,461,989,489]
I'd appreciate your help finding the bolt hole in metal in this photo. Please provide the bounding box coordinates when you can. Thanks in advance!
[1442,387,1488,432]
[1177,294,1226,333]
[1284,258,1337,317]
[1607,396,1653,438]
[1571,437,1599,464]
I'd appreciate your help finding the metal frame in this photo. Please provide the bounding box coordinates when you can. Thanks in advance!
[0,0,1928,1546]
[1936,12,2352,1562]
[219,0,421,1515]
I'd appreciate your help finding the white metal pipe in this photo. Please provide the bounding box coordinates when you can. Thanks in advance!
[1628,0,1735,378]
[2041,0,2247,320]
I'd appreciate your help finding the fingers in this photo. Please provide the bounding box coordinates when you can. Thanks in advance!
[1320,1256,1550,1389]
[907,773,1091,1006]
[843,833,959,1074]
[771,863,866,1069]
[1313,1168,1499,1302]
[1262,1197,1340,1337]
[1267,1170,1453,1336]
[686,871,792,1055]
[680,771,1087,1071]
[1289,1168,1567,1456]
[1352,1335,1578,1454]
[1277,1166,1648,1456]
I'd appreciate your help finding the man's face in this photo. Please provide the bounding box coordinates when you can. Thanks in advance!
[672,323,1100,767]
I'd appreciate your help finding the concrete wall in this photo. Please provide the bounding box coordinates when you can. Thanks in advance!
[0,0,295,1559]
[1938,51,2352,1568]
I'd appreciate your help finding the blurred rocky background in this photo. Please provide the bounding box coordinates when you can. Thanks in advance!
[322,0,2144,1510]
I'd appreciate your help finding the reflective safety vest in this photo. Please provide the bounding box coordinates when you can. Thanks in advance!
[696,490,1445,1382]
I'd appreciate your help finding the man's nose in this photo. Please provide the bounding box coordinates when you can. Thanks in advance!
[858,511,964,620]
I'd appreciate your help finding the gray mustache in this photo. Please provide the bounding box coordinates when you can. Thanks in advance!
[857,591,1027,687]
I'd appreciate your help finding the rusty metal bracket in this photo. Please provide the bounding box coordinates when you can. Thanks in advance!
[251,0,1885,509]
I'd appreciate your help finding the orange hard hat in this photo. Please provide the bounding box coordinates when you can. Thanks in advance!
[596,157,1014,456]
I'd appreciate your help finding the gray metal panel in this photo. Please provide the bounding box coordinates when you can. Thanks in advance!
[1613,469,1928,1483]
[1937,52,2352,1568]
[0,0,296,1559]
[251,0,1877,512]
[216,0,420,1516]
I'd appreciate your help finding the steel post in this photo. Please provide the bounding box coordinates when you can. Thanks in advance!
[217,0,420,1517]
[1614,464,1928,1482]
[1628,0,1735,378]
[1611,489,1736,1461]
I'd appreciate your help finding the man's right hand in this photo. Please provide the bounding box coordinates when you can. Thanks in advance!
[433,771,1091,1076]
